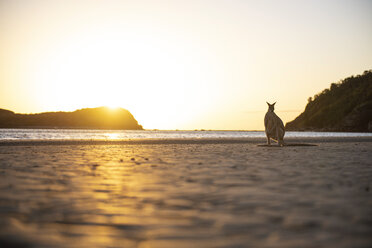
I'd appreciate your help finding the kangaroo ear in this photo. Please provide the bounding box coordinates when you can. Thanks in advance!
[266,102,270,105]
[273,102,276,105]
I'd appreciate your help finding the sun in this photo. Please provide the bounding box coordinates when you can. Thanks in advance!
[106,105,120,111]
[31,26,220,130]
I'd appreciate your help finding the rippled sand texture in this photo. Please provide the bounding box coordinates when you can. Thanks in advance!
[0,142,371,248]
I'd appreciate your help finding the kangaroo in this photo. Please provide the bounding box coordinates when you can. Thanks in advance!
[264,102,285,146]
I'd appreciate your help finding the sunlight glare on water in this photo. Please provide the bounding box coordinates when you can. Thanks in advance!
[0,129,371,140]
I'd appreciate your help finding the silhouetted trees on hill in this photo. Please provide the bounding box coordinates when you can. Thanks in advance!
[0,107,143,130]
[286,70,372,132]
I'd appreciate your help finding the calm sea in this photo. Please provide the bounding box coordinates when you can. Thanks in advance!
[0,129,371,140]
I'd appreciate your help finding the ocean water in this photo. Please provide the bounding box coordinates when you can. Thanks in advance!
[0,128,371,140]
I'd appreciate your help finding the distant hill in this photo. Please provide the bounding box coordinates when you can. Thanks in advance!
[286,70,372,132]
[0,107,143,130]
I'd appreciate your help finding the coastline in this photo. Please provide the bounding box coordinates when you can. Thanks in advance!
[0,136,372,146]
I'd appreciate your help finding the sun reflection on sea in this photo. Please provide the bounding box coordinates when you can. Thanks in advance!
[105,132,121,140]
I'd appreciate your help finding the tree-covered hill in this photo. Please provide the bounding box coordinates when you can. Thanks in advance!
[0,107,143,130]
[286,70,372,132]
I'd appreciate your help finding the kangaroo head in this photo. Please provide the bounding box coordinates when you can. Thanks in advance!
[266,102,276,112]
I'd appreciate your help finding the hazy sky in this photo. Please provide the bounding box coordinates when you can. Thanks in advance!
[1,0,371,130]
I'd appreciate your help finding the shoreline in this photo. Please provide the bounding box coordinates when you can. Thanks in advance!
[0,136,372,146]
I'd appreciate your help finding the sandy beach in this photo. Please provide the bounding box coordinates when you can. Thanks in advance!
[0,137,371,248]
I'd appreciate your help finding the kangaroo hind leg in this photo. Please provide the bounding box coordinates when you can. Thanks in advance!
[276,128,281,146]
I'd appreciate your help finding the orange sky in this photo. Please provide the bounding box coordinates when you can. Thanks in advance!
[1,0,371,130]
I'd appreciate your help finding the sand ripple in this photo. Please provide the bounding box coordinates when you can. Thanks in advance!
[0,142,371,247]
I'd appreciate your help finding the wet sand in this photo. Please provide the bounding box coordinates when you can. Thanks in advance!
[0,138,371,248]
